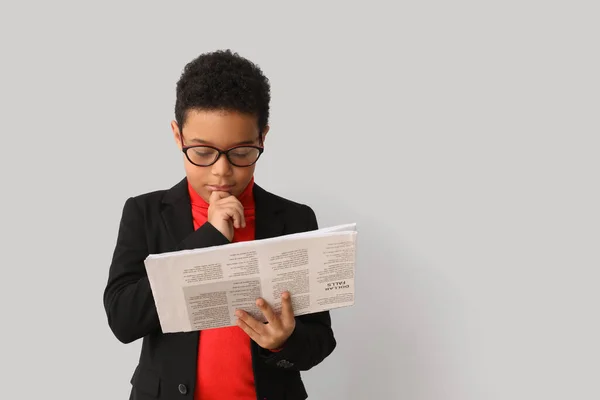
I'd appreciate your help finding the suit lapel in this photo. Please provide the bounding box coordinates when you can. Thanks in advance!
[158,178,200,387]
[161,177,195,250]
[253,183,286,240]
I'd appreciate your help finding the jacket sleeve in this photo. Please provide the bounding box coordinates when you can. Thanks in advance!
[103,197,230,344]
[259,205,337,371]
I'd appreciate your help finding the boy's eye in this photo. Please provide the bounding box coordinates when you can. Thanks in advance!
[193,149,216,157]
[230,147,257,158]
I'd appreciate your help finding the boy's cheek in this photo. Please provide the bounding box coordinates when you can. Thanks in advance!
[185,168,210,200]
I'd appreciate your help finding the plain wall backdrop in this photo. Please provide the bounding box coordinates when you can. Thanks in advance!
[1,1,598,399]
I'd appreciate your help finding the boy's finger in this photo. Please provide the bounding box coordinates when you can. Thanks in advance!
[236,203,246,228]
[256,298,277,325]
[228,207,243,229]
[236,310,266,335]
[219,195,241,203]
[280,291,295,323]
[231,203,245,229]
[219,207,235,228]
[209,190,230,204]
[237,318,261,343]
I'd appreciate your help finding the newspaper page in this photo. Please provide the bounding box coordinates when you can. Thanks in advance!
[144,224,357,333]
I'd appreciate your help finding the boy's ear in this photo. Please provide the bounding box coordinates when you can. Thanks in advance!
[171,120,182,149]
[261,125,270,144]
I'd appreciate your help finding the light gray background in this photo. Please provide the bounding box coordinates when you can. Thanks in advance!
[1,2,598,399]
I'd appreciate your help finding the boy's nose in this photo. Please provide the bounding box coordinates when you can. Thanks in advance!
[211,153,233,175]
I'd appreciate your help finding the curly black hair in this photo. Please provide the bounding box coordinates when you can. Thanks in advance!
[175,49,271,139]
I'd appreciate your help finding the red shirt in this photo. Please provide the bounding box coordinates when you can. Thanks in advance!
[188,178,257,400]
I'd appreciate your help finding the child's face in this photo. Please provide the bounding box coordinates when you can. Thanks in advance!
[171,109,268,202]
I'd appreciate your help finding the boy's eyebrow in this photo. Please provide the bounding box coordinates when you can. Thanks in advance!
[189,138,257,145]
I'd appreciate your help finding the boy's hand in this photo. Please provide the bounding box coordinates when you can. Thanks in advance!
[207,191,245,241]
[235,292,296,350]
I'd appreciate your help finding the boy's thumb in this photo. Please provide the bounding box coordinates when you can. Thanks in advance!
[209,190,230,204]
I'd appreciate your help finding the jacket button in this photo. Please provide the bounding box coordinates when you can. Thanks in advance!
[178,384,188,395]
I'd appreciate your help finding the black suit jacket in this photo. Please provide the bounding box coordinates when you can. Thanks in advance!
[103,178,336,400]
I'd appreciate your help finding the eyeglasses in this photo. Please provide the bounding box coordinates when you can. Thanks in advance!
[180,133,264,167]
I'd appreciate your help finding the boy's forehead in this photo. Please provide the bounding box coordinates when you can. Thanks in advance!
[183,109,259,144]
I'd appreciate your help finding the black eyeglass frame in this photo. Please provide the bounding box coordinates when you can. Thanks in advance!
[179,131,265,167]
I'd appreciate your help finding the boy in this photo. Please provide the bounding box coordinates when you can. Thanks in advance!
[103,50,336,400]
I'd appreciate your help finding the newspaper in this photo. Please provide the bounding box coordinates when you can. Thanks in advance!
[144,223,357,333]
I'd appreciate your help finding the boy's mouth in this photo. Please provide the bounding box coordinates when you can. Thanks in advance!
[207,184,235,192]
